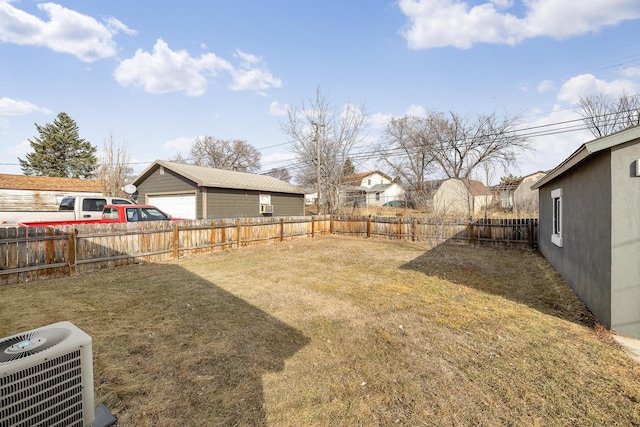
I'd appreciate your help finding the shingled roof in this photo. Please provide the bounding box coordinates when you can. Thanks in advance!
[0,173,103,193]
[133,161,306,194]
[342,171,392,186]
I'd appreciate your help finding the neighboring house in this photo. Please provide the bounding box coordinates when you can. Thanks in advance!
[339,171,406,207]
[365,182,405,206]
[531,126,640,338]
[513,171,546,216]
[132,160,306,219]
[432,178,489,216]
[489,180,520,210]
[0,174,102,210]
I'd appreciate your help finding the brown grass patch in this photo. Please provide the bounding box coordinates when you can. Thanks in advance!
[1,236,639,426]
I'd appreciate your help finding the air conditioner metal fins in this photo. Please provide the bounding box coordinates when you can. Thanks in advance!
[0,321,95,427]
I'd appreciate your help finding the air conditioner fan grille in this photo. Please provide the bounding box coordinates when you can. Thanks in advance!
[0,328,71,364]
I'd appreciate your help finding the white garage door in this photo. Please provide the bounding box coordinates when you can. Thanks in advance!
[148,194,196,219]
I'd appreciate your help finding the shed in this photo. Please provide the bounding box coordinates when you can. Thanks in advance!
[132,161,306,219]
[432,178,489,216]
[531,125,640,338]
[0,174,102,210]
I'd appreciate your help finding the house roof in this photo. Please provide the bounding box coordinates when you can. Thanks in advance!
[463,179,488,196]
[0,173,102,193]
[133,160,306,194]
[531,125,640,190]
[366,183,394,193]
[342,170,392,186]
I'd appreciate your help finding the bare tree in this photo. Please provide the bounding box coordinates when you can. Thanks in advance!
[264,167,291,182]
[280,88,367,213]
[95,133,134,198]
[173,136,261,173]
[431,111,530,180]
[579,92,640,138]
[379,114,444,207]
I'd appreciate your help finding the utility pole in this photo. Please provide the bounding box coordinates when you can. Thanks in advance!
[312,121,323,214]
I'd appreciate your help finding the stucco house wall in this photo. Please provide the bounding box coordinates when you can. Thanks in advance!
[534,126,640,338]
[538,153,612,328]
[610,141,640,335]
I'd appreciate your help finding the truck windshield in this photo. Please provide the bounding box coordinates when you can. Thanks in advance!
[126,207,170,222]
[59,197,75,211]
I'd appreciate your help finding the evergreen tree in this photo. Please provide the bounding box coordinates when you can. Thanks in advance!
[19,112,97,178]
[342,158,356,177]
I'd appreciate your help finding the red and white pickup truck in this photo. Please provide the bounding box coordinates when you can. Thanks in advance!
[18,204,178,227]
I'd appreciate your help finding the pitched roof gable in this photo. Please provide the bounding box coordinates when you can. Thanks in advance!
[0,173,102,193]
[134,161,305,194]
[342,171,392,186]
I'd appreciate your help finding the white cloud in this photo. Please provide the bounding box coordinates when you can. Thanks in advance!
[0,97,51,116]
[405,104,428,117]
[0,0,135,62]
[537,80,554,93]
[230,50,282,92]
[268,101,288,116]
[163,136,194,153]
[114,39,233,96]
[620,67,640,78]
[262,151,296,165]
[230,67,282,92]
[369,112,392,129]
[114,39,281,96]
[234,50,260,65]
[557,73,638,104]
[399,0,640,49]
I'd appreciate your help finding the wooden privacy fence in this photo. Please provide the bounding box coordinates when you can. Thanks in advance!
[0,215,537,285]
[331,216,538,248]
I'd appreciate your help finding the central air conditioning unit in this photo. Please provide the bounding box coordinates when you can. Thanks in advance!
[0,321,94,427]
[260,204,273,214]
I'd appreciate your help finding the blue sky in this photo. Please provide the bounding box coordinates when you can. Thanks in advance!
[2,0,640,183]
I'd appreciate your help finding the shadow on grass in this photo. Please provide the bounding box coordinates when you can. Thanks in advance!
[399,242,596,328]
[1,262,310,426]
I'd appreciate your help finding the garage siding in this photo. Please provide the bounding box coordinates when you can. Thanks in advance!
[135,163,305,220]
[136,168,202,217]
[206,188,304,219]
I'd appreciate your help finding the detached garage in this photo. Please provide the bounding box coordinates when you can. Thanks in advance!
[132,160,305,219]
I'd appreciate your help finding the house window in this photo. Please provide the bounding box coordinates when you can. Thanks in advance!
[551,188,563,247]
[375,192,380,201]
[368,179,371,185]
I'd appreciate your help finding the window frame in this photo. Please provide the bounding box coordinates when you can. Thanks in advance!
[551,188,563,247]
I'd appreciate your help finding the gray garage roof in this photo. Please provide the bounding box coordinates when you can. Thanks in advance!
[134,160,306,194]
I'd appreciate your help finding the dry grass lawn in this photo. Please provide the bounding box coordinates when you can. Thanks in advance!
[1,236,639,426]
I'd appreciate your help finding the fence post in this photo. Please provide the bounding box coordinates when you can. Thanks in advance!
[173,223,179,259]
[330,215,334,234]
[412,220,417,242]
[68,228,76,275]
[367,216,372,238]
[237,219,242,248]
[280,218,285,242]
[311,216,315,238]
[469,222,475,245]
[528,220,533,250]
[46,226,55,266]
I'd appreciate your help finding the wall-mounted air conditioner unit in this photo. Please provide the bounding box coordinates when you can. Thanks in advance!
[260,204,273,214]
[0,321,95,427]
